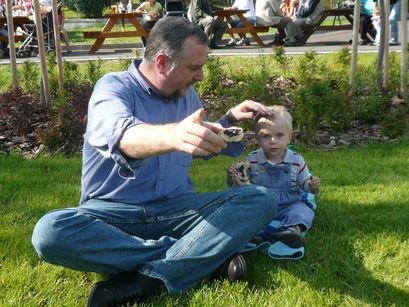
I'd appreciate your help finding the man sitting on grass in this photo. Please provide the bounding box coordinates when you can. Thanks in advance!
[31,16,276,307]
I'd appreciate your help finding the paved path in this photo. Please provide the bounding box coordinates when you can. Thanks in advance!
[0,29,406,65]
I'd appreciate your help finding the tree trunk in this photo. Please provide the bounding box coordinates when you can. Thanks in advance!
[376,0,386,89]
[401,0,408,99]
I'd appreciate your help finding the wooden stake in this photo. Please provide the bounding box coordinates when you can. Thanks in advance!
[401,0,408,99]
[32,0,51,108]
[5,0,18,90]
[51,0,63,92]
[349,0,361,87]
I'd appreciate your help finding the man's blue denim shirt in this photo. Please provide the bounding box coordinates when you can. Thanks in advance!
[80,60,243,204]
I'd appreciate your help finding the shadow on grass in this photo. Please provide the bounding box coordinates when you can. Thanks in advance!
[246,199,409,305]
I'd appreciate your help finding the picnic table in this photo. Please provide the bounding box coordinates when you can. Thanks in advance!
[301,8,354,44]
[83,12,148,54]
[0,16,30,43]
[213,9,269,47]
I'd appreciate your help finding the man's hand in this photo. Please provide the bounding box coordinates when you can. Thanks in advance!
[228,100,274,123]
[172,108,227,156]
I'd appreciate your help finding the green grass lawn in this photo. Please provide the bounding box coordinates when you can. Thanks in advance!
[1,140,409,306]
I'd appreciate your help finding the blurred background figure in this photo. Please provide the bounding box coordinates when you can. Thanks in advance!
[57,2,72,52]
[359,0,376,45]
[372,0,401,46]
[224,0,256,46]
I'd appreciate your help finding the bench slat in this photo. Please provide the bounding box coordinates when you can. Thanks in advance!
[84,31,148,39]
[0,35,24,42]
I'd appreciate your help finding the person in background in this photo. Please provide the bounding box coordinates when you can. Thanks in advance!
[135,0,163,30]
[135,0,163,46]
[0,0,7,58]
[372,0,401,46]
[57,3,71,52]
[189,0,227,49]
[225,0,256,46]
[280,0,298,18]
[227,105,320,251]
[359,0,376,45]
[285,0,323,46]
[31,17,276,307]
[255,0,298,46]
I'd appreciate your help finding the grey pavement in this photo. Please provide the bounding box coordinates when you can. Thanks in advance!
[0,28,407,65]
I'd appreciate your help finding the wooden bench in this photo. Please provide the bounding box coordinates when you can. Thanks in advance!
[214,10,270,47]
[300,8,354,44]
[83,31,149,39]
[0,35,24,43]
[83,12,149,53]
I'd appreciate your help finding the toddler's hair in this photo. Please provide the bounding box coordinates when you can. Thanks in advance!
[254,105,293,132]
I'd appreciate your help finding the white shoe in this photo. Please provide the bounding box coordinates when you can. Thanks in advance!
[225,38,236,46]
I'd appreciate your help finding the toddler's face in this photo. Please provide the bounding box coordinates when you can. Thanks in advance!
[255,121,291,162]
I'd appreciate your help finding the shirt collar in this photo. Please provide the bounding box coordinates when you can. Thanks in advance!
[256,148,292,164]
[129,59,177,100]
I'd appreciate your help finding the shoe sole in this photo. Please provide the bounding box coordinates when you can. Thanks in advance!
[267,232,305,248]
[215,254,247,282]
[227,254,247,281]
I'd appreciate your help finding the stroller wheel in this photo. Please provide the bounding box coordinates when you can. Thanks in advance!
[17,51,26,58]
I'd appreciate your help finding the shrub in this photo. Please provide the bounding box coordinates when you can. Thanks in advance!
[0,88,47,136]
[195,55,225,96]
[18,60,41,98]
[293,79,352,143]
[62,0,106,17]
[36,83,92,154]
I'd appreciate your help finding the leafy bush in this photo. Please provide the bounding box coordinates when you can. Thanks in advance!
[18,60,41,98]
[293,79,352,143]
[195,55,225,96]
[62,0,106,17]
[36,83,92,154]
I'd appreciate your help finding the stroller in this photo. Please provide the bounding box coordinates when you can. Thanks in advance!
[17,10,54,58]
[164,0,186,17]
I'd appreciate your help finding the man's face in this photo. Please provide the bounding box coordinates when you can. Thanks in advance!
[163,36,207,99]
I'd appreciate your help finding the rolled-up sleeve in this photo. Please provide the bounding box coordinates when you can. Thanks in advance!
[85,73,145,177]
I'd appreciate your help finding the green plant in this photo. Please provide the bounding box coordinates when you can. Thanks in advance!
[381,105,408,138]
[195,55,225,96]
[62,0,106,17]
[36,83,91,154]
[271,46,288,70]
[17,60,40,97]
[294,79,352,143]
[63,61,83,85]
[293,51,323,85]
[84,59,103,85]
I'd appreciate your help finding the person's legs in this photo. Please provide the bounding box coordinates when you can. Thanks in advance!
[360,14,374,43]
[285,17,303,42]
[235,17,254,45]
[210,18,227,47]
[389,0,401,44]
[32,185,276,292]
[275,202,315,232]
[197,17,215,40]
[59,26,71,52]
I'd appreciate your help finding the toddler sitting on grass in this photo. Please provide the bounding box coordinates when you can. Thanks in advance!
[227,105,320,255]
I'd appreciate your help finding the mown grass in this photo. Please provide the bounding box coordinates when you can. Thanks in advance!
[1,139,409,306]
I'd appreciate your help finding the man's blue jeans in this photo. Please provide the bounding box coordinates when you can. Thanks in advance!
[32,185,276,293]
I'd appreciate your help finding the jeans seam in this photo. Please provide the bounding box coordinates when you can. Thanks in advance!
[172,198,230,259]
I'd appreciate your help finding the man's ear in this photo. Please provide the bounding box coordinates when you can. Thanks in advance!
[155,53,169,75]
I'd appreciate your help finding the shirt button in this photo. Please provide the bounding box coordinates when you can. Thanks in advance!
[159,176,164,181]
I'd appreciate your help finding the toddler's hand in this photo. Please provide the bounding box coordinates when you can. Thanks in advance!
[308,175,320,193]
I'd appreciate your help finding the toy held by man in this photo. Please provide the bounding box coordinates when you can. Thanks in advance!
[219,127,244,142]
